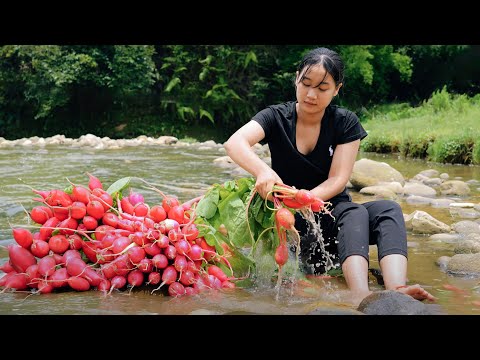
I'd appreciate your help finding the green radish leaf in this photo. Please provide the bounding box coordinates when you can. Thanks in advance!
[106,177,132,197]
[195,186,220,219]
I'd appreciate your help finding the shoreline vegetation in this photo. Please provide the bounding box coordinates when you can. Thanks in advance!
[360,87,480,165]
[2,88,479,166]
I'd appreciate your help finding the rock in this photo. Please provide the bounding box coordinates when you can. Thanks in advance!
[350,159,405,189]
[404,210,451,234]
[439,180,471,196]
[357,290,444,315]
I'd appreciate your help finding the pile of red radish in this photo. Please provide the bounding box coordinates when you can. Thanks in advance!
[0,174,235,297]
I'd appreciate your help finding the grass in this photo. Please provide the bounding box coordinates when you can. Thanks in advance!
[361,87,480,164]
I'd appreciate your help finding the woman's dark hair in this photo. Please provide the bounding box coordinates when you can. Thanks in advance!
[296,47,345,87]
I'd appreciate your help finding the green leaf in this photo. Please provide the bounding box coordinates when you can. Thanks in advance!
[106,177,131,198]
[199,109,214,124]
[195,186,220,219]
[165,77,181,92]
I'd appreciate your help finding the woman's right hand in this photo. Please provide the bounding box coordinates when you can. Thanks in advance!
[255,169,283,200]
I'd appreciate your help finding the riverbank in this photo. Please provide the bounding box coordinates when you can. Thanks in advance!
[360,88,480,165]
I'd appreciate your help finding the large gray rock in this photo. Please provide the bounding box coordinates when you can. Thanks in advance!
[357,290,444,315]
[350,159,405,190]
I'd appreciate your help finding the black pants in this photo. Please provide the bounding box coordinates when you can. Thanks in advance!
[294,200,408,275]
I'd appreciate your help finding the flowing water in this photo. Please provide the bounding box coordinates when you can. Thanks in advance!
[1,145,479,315]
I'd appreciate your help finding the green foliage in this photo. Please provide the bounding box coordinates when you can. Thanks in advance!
[428,135,476,164]
[194,177,277,277]
[362,88,480,164]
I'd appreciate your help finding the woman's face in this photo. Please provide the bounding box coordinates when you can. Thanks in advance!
[295,64,342,115]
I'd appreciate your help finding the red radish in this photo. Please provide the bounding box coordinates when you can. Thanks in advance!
[108,275,127,293]
[149,205,167,222]
[48,234,69,254]
[82,241,99,263]
[86,200,105,220]
[311,198,325,212]
[137,258,153,273]
[127,246,146,264]
[179,270,195,286]
[30,206,53,224]
[68,234,83,250]
[175,239,191,256]
[147,271,161,285]
[168,282,186,297]
[120,197,135,215]
[128,190,145,206]
[37,279,54,293]
[25,264,40,287]
[164,245,177,260]
[48,268,69,288]
[168,229,181,242]
[152,254,168,269]
[133,203,149,217]
[94,224,115,242]
[295,189,316,206]
[59,217,79,235]
[82,267,104,287]
[12,228,34,249]
[52,207,70,221]
[112,236,132,255]
[221,280,236,289]
[0,261,15,273]
[39,216,61,241]
[157,219,180,234]
[98,279,111,293]
[207,265,228,282]
[182,224,199,241]
[143,242,161,257]
[208,274,222,289]
[162,196,180,213]
[86,172,103,190]
[66,257,88,277]
[68,276,91,291]
[117,219,135,232]
[282,197,304,209]
[151,265,177,294]
[102,212,119,228]
[127,269,144,287]
[275,208,295,229]
[82,215,98,230]
[199,239,216,261]
[62,249,82,264]
[275,243,289,266]
[30,239,50,258]
[185,286,198,296]
[155,235,170,248]
[38,256,57,277]
[3,272,29,291]
[72,185,91,204]
[8,244,37,273]
[174,255,188,272]
[70,201,87,219]
[168,205,185,224]
[188,244,203,261]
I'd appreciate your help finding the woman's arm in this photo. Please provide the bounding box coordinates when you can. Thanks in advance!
[224,120,283,199]
[310,139,360,201]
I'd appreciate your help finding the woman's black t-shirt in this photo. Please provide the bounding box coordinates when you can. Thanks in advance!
[252,101,368,204]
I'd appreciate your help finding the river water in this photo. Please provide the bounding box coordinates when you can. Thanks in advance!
[1,144,479,315]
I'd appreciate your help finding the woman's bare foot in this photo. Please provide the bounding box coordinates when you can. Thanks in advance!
[395,284,436,302]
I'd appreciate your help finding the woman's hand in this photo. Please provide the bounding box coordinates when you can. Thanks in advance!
[255,169,283,200]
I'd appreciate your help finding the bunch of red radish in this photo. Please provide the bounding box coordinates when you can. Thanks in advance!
[0,174,235,297]
[268,184,331,271]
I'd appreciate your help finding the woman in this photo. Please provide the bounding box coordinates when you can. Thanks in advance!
[224,47,435,302]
